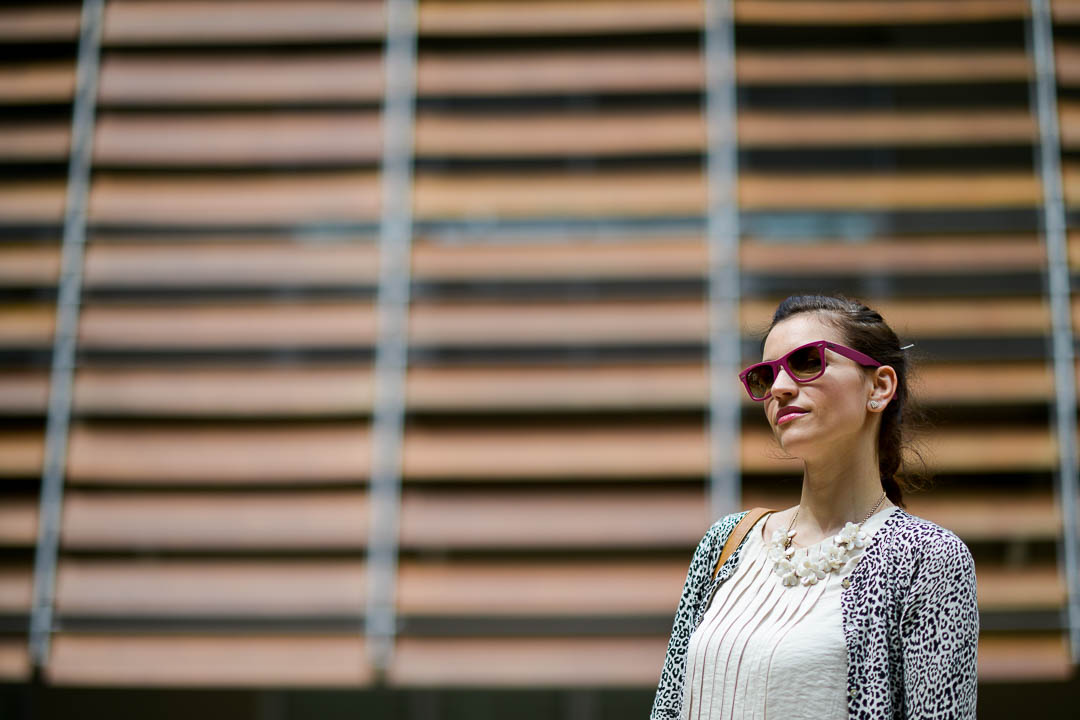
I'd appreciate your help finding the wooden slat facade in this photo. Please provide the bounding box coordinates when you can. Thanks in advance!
[0,0,1075,699]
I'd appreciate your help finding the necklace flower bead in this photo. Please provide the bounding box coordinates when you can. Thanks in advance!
[766,493,886,588]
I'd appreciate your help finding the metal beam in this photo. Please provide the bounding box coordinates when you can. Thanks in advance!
[365,0,418,675]
[704,0,742,522]
[1028,0,1080,662]
[29,0,105,669]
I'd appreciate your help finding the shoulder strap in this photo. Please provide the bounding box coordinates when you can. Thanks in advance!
[712,507,776,580]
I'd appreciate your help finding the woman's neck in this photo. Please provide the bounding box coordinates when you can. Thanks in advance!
[793,449,890,545]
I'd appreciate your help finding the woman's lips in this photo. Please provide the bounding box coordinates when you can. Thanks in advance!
[777,410,807,425]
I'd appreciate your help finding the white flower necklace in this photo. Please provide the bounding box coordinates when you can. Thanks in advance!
[766,493,887,587]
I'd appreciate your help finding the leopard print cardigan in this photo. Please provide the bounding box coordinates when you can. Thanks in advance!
[651,507,978,719]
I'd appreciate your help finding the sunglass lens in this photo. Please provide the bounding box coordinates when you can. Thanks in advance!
[745,366,774,399]
[788,345,823,379]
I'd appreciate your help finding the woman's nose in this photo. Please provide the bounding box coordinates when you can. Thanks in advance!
[770,366,798,397]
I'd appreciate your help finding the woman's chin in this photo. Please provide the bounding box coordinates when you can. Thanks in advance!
[775,428,814,455]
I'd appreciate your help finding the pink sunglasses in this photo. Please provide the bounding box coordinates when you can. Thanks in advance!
[739,340,881,401]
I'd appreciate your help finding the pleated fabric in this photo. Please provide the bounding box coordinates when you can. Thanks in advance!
[680,506,898,720]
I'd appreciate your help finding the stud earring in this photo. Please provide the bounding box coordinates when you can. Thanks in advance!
[869,400,880,409]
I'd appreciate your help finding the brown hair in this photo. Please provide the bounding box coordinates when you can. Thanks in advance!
[762,294,929,506]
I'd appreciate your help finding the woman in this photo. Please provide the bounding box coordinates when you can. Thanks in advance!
[652,295,978,720]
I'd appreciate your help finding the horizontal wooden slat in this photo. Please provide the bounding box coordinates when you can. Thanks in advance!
[0,173,1043,226]
[57,488,705,551]
[736,50,1030,84]
[39,485,1067,552]
[904,491,1060,541]
[416,50,1029,97]
[1055,164,1080,209]
[0,371,48,412]
[742,237,1045,273]
[94,112,382,166]
[0,121,69,160]
[403,425,709,479]
[1055,101,1080,149]
[36,632,1079,686]
[48,634,374,686]
[0,499,36,546]
[0,61,75,103]
[738,173,1039,210]
[415,109,1033,157]
[67,424,370,483]
[0,297,1053,350]
[417,0,1027,35]
[98,54,383,104]
[62,364,698,416]
[55,559,366,615]
[1053,43,1080,85]
[420,0,701,35]
[737,110,1035,147]
[391,633,1073,685]
[73,366,375,416]
[407,364,708,411]
[914,362,1054,404]
[0,181,66,223]
[49,559,686,617]
[416,110,703,157]
[413,171,1039,218]
[5,422,1058,486]
[742,297,1051,337]
[390,636,665,686]
[0,235,1047,290]
[0,6,80,41]
[76,302,378,349]
[3,361,1052,418]
[975,564,1065,610]
[0,564,31,612]
[411,298,1049,344]
[1,50,1035,109]
[413,170,705,218]
[397,560,685,616]
[89,172,381,226]
[74,108,1036,168]
[0,245,60,285]
[0,296,1054,355]
[3,552,1070,618]
[84,240,379,286]
[0,431,42,477]
[742,426,1057,473]
[62,491,368,550]
[0,639,29,681]
[103,0,384,44]
[1055,0,1080,22]
[410,298,707,346]
[399,559,1064,615]
[417,50,702,96]
[736,0,1027,24]
[977,634,1072,680]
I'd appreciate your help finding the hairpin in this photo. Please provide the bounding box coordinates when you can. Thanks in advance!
[900,344,915,350]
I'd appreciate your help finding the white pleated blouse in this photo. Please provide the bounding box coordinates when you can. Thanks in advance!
[679,506,898,720]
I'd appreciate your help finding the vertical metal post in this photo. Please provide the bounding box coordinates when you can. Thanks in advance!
[365,0,417,675]
[1029,0,1080,661]
[704,0,742,521]
[29,0,104,669]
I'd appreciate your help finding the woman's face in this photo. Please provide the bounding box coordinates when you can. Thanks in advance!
[759,313,878,458]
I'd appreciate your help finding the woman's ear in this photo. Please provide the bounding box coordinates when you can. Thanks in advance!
[868,365,897,411]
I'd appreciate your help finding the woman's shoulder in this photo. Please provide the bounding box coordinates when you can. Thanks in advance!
[877,507,974,569]
[701,510,748,546]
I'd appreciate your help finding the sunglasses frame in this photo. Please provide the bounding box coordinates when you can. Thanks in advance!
[739,340,882,401]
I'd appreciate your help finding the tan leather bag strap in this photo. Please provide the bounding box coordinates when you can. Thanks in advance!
[712,507,776,580]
